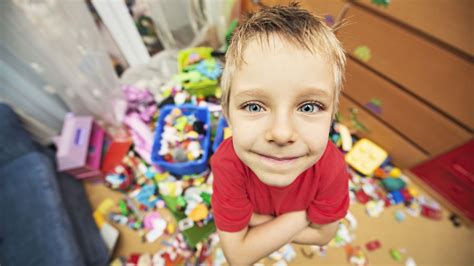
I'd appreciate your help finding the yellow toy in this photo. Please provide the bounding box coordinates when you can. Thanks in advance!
[345,138,388,176]
[336,123,353,152]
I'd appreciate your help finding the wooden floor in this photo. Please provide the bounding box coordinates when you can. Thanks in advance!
[84,179,474,265]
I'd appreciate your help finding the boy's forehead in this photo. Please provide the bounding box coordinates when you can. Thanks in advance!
[233,35,335,97]
[241,35,305,61]
[234,37,333,81]
[239,33,330,63]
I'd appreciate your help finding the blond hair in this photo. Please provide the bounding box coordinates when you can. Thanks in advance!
[221,2,346,118]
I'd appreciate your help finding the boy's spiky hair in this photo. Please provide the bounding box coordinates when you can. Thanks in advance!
[221,2,346,118]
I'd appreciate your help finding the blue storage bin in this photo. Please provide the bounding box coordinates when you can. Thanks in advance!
[212,116,229,152]
[151,104,211,176]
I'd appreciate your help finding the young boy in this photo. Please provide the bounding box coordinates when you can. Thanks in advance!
[210,3,349,265]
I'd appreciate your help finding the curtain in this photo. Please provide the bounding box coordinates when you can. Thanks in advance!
[0,0,125,144]
[147,0,241,50]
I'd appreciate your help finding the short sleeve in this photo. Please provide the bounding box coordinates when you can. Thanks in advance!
[307,143,350,224]
[210,139,253,232]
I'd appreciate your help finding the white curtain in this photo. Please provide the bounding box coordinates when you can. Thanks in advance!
[147,0,240,50]
[0,0,125,144]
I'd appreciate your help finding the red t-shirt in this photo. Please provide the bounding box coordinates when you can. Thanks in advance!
[211,137,350,232]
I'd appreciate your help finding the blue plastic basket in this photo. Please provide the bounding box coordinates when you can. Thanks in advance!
[212,116,229,152]
[151,104,211,175]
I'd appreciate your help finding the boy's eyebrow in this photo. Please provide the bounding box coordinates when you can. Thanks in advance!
[296,87,332,101]
[233,89,270,100]
[233,87,333,101]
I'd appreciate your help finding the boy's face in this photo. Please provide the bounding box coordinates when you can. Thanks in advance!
[227,35,335,187]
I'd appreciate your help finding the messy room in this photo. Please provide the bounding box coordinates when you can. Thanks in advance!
[1,0,472,265]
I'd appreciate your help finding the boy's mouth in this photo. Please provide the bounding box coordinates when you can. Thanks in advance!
[254,152,302,165]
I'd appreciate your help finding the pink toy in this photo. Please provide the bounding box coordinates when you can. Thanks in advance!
[76,122,105,179]
[124,112,153,164]
[55,113,105,179]
[144,212,161,230]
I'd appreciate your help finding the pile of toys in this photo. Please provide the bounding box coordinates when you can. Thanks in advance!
[330,123,443,222]
[110,232,221,265]
[92,48,228,264]
[157,108,207,163]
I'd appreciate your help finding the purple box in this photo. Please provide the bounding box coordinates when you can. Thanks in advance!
[76,122,105,179]
[55,113,105,179]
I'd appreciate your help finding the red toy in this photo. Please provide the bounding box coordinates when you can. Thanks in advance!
[355,190,371,204]
[421,204,442,220]
[365,240,382,251]
[101,134,132,173]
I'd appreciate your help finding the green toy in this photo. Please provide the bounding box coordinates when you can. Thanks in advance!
[173,71,218,97]
[200,192,211,205]
[390,248,402,261]
[353,45,372,62]
[162,195,215,248]
[381,178,406,192]
[177,47,214,73]
[225,19,239,51]
[372,0,390,7]
[175,47,224,97]
[119,199,129,216]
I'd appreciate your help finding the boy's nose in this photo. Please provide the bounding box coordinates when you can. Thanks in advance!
[264,113,297,145]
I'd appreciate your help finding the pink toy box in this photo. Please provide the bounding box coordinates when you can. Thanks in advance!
[55,113,105,179]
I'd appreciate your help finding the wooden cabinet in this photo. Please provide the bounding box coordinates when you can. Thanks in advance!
[356,0,474,56]
[344,58,471,156]
[338,96,428,168]
[337,5,474,131]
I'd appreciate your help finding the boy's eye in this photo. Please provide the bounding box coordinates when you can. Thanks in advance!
[298,103,322,113]
[244,103,264,112]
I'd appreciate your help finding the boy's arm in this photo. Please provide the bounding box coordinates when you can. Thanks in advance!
[248,213,274,227]
[291,221,339,245]
[249,213,339,246]
[218,210,309,265]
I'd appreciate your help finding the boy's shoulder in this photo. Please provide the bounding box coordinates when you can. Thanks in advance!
[210,137,249,186]
[210,137,246,172]
[316,141,347,171]
[211,137,237,163]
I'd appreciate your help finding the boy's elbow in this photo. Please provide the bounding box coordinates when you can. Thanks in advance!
[321,227,338,245]
[223,249,257,266]
[318,235,334,246]
[218,229,258,265]
[309,221,339,246]
[221,240,261,265]
[309,232,335,246]
[227,256,253,266]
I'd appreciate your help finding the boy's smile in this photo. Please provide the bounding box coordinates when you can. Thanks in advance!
[227,35,336,187]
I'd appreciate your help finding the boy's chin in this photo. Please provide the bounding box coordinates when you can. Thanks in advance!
[255,171,300,188]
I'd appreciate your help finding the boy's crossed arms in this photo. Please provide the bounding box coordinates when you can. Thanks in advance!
[249,212,339,245]
[218,211,339,265]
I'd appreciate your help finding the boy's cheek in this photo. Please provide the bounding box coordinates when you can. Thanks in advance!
[231,120,265,141]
